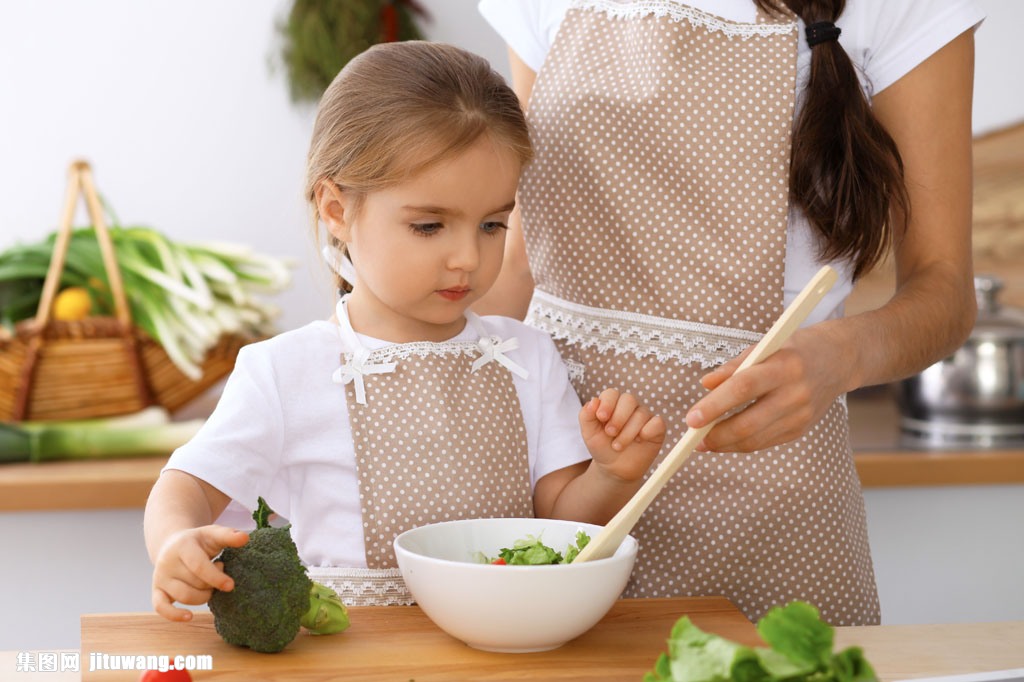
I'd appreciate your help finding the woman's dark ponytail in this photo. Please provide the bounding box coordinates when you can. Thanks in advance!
[757,0,909,280]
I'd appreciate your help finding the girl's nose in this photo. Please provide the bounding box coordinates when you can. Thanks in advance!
[446,230,480,271]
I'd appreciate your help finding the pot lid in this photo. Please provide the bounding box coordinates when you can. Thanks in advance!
[973,275,1024,340]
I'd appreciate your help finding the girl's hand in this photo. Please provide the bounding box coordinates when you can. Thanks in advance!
[151,525,249,623]
[684,325,849,453]
[579,388,666,482]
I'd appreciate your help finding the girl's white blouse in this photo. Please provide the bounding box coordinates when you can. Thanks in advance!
[164,315,591,568]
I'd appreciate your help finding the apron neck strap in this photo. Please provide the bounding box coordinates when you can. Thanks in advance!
[334,296,363,352]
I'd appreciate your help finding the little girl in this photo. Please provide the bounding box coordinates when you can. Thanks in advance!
[144,41,665,620]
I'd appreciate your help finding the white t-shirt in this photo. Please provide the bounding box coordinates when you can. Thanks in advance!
[164,315,591,568]
[478,0,985,324]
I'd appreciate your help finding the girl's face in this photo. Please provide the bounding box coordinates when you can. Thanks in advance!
[323,135,521,343]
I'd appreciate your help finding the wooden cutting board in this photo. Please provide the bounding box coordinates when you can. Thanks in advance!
[80,596,760,681]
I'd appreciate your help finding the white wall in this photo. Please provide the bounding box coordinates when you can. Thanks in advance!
[0,0,509,335]
[972,0,1024,135]
[2,0,1020,335]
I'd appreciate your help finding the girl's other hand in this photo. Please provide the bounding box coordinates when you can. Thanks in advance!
[684,325,849,453]
[151,525,249,623]
[579,388,665,482]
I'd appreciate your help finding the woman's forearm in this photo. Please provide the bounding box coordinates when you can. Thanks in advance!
[842,28,978,391]
[826,260,976,394]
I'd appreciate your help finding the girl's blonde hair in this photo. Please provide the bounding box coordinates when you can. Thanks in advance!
[305,41,533,291]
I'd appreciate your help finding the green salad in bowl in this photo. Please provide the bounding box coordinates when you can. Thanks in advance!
[472,530,591,565]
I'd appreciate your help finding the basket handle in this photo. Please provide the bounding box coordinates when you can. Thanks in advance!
[34,160,133,327]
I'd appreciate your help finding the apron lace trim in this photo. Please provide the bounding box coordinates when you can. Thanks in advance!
[346,341,480,364]
[572,0,797,37]
[333,299,530,406]
[306,566,413,607]
[335,299,528,374]
[527,289,763,368]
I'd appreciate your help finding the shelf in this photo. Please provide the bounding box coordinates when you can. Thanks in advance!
[2,393,1022,513]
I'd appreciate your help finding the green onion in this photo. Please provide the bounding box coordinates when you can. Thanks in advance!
[0,223,292,378]
[0,407,204,463]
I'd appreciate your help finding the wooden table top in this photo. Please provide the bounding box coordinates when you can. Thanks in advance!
[834,621,1024,681]
[3,600,1014,681]
[80,597,759,681]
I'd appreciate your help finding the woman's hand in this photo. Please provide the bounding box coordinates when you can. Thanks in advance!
[684,324,849,453]
[579,388,666,481]
[151,525,249,622]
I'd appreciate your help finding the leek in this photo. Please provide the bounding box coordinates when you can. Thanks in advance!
[0,407,203,463]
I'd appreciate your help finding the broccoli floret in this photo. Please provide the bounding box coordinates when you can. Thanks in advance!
[301,580,350,635]
[209,497,313,653]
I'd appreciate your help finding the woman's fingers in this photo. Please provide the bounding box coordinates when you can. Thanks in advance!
[686,348,817,452]
[687,362,772,429]
[698,390,804,452]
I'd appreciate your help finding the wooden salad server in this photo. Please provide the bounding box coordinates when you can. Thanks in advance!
[573,265,839,563]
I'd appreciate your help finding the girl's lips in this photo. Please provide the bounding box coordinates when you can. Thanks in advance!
[437,288,470,301]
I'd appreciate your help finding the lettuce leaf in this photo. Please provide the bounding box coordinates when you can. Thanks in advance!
[475,531,592,565]
[644,601,878,682]
[757,601,833,667]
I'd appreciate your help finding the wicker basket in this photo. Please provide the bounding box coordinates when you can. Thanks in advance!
[0,160,249,422]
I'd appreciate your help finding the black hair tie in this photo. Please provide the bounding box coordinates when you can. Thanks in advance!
[805,21,841,47]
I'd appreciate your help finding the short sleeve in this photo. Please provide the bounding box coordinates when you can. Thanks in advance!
[163,345,283,509]
[530,333,592,483]
[860,0,985,95]
[477,0,571,73]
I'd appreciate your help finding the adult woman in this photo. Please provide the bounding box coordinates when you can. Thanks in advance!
[476,0,983,625]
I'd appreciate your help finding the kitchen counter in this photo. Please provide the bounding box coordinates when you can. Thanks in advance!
[833,621,1024,681]
[2,388,1022,512]
[3,599,1022,681]
[846,386,1024,488]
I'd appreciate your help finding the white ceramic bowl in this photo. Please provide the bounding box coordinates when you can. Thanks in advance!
[393,517,638,653]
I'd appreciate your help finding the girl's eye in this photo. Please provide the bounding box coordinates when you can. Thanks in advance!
[480,221,508,235]
[410,222,443,237]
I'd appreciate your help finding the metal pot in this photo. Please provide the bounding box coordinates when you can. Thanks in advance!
[896,275,1024,448]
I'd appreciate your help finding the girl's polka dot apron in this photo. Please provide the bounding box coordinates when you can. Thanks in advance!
[520,0,879,625]
[310,299,534,606]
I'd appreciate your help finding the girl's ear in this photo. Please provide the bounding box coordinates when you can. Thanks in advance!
[315,180,352,242]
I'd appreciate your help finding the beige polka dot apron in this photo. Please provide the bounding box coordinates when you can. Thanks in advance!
[521,0,879,626]
[313,300,534,606]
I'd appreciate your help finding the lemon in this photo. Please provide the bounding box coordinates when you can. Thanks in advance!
[53,287,92,321]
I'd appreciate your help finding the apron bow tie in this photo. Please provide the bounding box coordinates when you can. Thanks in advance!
[332,348,397,406]
[472,335,529,380]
